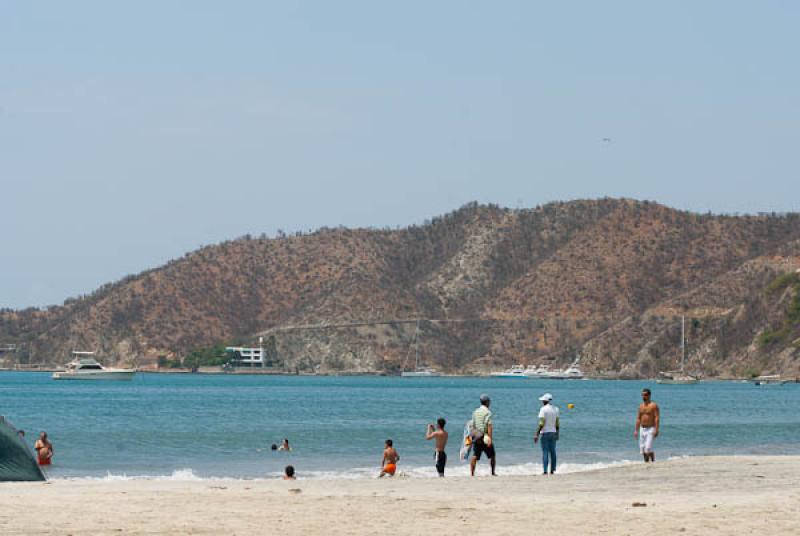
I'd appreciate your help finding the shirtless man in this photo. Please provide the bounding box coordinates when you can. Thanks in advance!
[34,432,54,466]
[634,388,660,462]
[425,418,449,477]
[379,439,399,477]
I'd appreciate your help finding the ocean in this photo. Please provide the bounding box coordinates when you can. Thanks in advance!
[2,372,799,480]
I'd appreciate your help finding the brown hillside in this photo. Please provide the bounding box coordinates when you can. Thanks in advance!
[2,199,800,377]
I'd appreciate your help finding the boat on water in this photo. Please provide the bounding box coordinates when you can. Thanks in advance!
[401,367,442,378]
[656,372,699,385]
[490,364,528,378]
[52,352,136,381]
[750,375,790,386]
[656,316,699,385]
[524,364,555,379]
[400,321,442,377]
[549,361,586,380]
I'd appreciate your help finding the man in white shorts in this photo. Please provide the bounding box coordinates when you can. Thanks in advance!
[634,388,659,462]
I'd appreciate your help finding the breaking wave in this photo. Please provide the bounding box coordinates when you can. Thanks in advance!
[56,458,641,482]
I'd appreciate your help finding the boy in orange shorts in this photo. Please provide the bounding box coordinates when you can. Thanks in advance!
[379,439,399,477]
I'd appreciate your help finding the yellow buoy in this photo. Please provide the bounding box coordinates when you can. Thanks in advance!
[567,403,575,409]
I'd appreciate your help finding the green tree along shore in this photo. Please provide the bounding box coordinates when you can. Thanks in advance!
[159,342,244,369]
[159,336,283,369]
[758,272,800,348]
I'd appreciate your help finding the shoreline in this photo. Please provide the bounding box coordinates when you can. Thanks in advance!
[46,457,643,482]
[0,368,783,380]
[2,456,798,535]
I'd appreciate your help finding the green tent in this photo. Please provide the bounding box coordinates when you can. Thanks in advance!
[0,416,46,482]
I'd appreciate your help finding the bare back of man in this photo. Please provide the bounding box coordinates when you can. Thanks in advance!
[379,441,400,478]
[384,447,399,465]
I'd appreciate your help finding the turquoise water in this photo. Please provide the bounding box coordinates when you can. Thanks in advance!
[2,372,799,479]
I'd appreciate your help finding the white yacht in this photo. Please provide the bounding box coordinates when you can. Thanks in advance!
[656,371,699,384]
[552,363,585,380]
[750,375,789,386]
[490,365,528,378]
[546,362,586,380]
[401,367,442,378]
[52,352,136,381]
[524,364,555,379]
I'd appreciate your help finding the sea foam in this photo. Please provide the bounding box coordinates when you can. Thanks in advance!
[56,458,641,482]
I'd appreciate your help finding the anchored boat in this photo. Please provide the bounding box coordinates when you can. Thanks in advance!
[656,316,699,384]
[52,352,136,381]
[750,375,790,386]
[524,364,555,379]
[490,365,528,378]
[400,321,442,377]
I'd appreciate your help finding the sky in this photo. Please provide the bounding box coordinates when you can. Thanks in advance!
[1,1,799,309]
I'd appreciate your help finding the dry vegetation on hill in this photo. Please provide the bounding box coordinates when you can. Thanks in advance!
[2,199,800,377]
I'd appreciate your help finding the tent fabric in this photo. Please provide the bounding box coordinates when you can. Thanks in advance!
[0,416,46,482]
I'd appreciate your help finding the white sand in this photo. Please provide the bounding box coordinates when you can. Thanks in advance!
[1,456,798,535]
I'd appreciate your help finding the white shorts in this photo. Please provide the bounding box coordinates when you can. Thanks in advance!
[639,426,655,454]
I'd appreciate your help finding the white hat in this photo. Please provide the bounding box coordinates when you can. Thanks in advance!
[539,393,553,402]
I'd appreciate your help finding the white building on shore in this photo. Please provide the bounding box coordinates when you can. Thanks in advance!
[225,338,266,368]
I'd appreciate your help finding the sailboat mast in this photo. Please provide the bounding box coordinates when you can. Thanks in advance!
[681,315,685,373]
[415,320,420,370]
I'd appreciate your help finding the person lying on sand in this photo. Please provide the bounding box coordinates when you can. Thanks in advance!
[379,439,399,477]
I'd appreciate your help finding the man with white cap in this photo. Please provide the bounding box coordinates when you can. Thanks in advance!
[534,393,559,475]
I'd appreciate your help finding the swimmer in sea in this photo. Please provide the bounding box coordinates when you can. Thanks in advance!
[283,465,296,480]
[34,432,54,466]
[278,438,292,451]
[379,439,399,477]
[634,388,660,462]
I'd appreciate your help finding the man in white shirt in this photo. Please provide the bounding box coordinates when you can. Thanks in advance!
[533,393,560,475]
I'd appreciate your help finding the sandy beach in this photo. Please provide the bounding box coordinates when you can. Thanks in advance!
[0,456,797,535]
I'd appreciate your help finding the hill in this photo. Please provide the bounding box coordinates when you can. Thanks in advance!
[2,198,800,378]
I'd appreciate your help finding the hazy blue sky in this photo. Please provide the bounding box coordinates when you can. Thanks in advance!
[1,1,799,309]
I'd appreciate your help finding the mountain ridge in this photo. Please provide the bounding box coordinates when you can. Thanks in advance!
[2,198,800,378]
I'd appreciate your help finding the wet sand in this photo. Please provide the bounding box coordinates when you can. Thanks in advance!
[1,456,797,535]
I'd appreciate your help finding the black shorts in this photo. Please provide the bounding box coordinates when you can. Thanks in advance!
[434,450,447,475]
[472,437,495,460]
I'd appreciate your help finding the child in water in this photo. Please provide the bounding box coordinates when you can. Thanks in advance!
[379,439,399,477]
[283,465,296,480]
